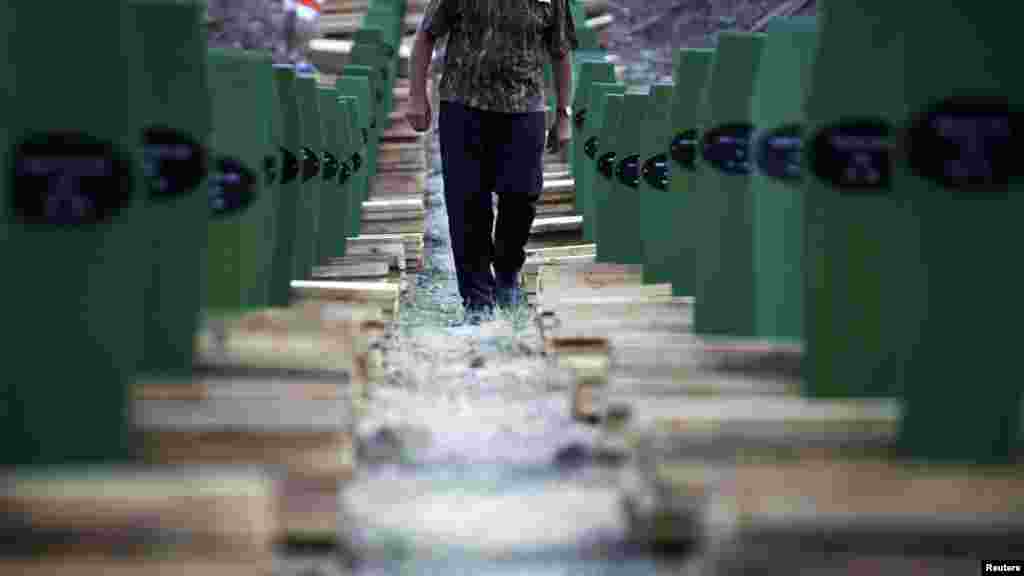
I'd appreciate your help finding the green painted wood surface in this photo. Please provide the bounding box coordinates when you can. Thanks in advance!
[661,48,713,298]
[337,96,361,253]
[339,66,379,199]
[693,32,766,337]
[599,91,650,266]
[131,0,212,379]
[749,17,818,342]
[317,87,350,261]
[350,40,393,176]
[808,3,1022,463]
[581,82,626,244]
[294,74,325,274]
[803,0,916,401]
[1,2,149,465]
[335,73,374,223]
[592,92,626,262]
[571,61,616,216]
[636,83,678,288]
[270,65,302,306]
[896,2,1022,465]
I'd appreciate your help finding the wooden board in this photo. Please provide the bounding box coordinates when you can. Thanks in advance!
[314,260,391,279]
[530,215,583,235]
[0,466,278,558]
[360,219,425,235]
[337,240,405,271]
[195,309,365,376]
[525,244,597,260]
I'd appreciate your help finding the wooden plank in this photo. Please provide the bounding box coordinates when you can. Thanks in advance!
[338,240,405,270]
[360,219,425,235]
[525,244,597,260]
[530,215,583,234]
[372,174,427,198]
[0,466,278,558]
[314,260,391,279]
[195,309,365,376]
[0,558,276,576]
[362,210,424,223]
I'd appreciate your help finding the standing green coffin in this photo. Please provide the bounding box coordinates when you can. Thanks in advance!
[339,95,368,243]
[205,48,277,311]
[592,92,626,262]
[599,91,650,265]
[693,32,766,337]
[131,0,212,378]
[1,2,149,465]
[293,74,325,275]
[571,60,617,216]
[808,1,1023,464]
[636,83,678,288]
[341,65,380,195]
[750,17,818,343]
[316,86,349,261]
[802,1,916,401]
[581,82,626,244]
[660,48,713,298]
[335,74,374,225]
[269,65,303,306]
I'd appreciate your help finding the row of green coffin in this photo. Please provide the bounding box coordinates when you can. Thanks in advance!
[0,2,400,467]
[569,12,1022,465]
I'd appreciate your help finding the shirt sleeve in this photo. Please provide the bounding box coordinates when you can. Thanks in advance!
[419,0,453,39]
[546,0,579,59]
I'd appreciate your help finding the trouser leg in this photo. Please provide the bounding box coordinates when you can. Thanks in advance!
[438,101,497,309]
[492,110,546,285]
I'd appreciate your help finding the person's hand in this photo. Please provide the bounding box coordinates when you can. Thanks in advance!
[406,93,432,132]
[546,114,572,160]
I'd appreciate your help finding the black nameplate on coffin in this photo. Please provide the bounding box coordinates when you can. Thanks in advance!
[598,151,616,180]
[338,160,352,185]
[208,156,256,218]
[322,151,340,182]
[701,123,754,175]
[142,126,207,201]
[642,153,669,190]
[616,154,641,188]
[301,147,320,182]
[584,136,599,159]
[351,152,363,174]
[12,131,131,226]
[670,129,698,171]
[755,124,804,182]
[907,96,1019,193]
[811,119,892,192]
[362,128,369,145]
[263,153,278,186]
[574,108,587,130]
[281,147,300,184]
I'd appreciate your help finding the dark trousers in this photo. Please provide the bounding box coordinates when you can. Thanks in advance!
[438,101,546,309]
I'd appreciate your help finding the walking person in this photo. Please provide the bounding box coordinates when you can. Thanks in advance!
[407,0,578,323]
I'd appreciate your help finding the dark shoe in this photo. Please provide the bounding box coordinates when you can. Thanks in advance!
[495,274,521,310]
[463,303,494,326]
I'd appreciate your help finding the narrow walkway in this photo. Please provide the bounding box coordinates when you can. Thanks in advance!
[328,131,703,574]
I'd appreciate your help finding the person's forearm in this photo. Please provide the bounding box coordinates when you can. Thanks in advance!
[554,54,573,109]
[410,29,435,101]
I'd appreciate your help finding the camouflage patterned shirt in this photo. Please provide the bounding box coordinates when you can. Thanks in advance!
[420,0,578,113]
